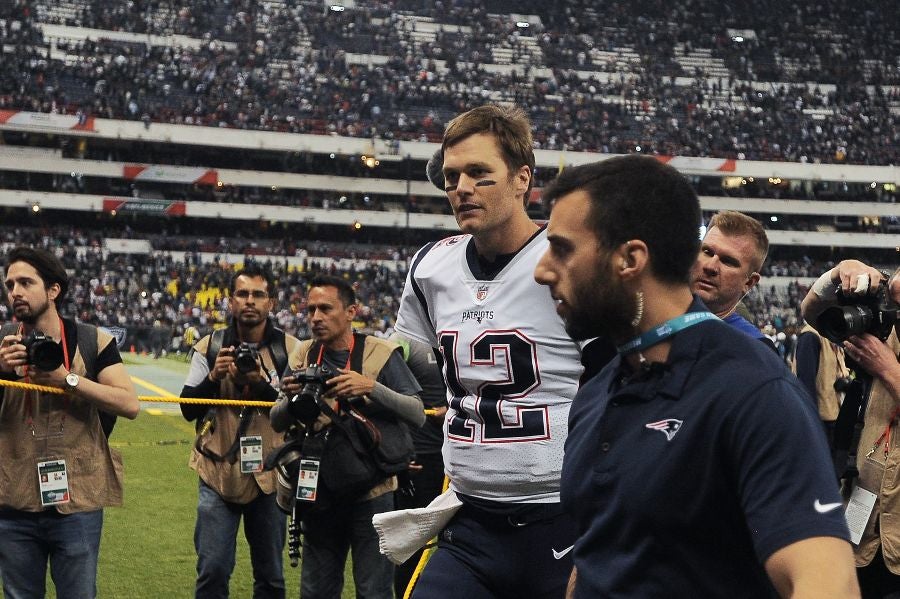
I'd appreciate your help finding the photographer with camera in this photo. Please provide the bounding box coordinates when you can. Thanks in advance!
[793,323,850,442]
[0,246,139,599]
[179,264,303,599]
[802,260,900,597]
[270,274,423,599]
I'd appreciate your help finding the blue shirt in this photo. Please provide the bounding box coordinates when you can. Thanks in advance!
[562,298,849,598]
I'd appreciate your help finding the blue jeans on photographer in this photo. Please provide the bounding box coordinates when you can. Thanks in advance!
[0,508,103,599]
[300,491,395,599]
[195,479,287,599]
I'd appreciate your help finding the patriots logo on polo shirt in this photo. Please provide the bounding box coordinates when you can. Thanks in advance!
[645,419,683,441]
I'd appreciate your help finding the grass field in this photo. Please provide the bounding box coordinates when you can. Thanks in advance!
[2,355,358,598]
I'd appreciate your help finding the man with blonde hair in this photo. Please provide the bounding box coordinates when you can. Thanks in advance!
[691,210,775,349]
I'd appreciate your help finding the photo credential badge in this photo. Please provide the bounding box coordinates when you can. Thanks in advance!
[240,435,263,473]
[296,458,320,502]
[38,459,70,506]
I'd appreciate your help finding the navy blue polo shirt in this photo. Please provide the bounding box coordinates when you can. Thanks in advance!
[562,298,850,598]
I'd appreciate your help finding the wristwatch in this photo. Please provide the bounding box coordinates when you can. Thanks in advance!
[64,372,80,393]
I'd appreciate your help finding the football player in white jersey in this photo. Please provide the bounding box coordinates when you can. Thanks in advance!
[394,105,612,599]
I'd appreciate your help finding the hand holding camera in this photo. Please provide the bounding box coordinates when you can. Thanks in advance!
[209,343,263,385]
[0,330,64,374]
[808,261,898,344]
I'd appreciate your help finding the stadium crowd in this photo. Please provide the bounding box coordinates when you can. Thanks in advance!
[1,0,897,165]
[0,220,861,366]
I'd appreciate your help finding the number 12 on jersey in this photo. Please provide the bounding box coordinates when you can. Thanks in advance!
[439,330,550,443]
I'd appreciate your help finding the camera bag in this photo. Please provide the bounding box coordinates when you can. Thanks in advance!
[312,398,395,503]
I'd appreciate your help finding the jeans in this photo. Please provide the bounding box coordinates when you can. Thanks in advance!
[0,509,103,599]
[195,479,287,599]
[300,492,395,599]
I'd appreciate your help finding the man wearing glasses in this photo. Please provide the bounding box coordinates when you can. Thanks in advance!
[180,264,303,599]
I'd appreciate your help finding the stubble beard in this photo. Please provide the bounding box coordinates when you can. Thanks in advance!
[563,266,637,343]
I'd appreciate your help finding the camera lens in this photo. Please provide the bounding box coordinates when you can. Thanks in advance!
[288,385,323,423]
[25,334,65,371]
[233,345,258,374]
[817,305,872,344]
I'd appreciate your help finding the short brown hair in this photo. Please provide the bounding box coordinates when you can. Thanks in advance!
[708,210,769,273]
[442,104,536,203]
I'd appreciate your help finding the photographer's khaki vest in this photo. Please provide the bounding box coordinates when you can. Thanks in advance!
[853,329,900,573]
[0,326,123,513]
[295,334,401,500]
[189,333,302,504]
[792,324,848,422]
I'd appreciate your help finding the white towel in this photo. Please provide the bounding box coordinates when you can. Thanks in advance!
[372,488,463,565]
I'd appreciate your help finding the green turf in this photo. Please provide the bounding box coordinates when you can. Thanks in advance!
[2,395,359,597]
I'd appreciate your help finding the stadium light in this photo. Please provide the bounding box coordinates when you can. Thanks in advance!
[732,35,744,43]
[516,21,529,28]
[330,5,345,12]
[31,202,40,213]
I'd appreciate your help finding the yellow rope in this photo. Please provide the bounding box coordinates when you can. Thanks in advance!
[0,378,275,407]
[143,396,275,408]
[0,380,442,411]
[402,475,452,599]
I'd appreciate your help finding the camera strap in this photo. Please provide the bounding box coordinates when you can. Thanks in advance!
[832,372,873,487]
[207,321,289,378]
[315,395,380,454]
[195,400,255,463]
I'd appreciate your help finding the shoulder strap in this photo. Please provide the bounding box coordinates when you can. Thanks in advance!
[73,322,115,438]
[268,326,289,376]
[75,322,98,380]
[0,322,18,338]
[206,328,226,371]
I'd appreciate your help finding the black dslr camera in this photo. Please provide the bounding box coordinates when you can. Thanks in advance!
[233,343,260,374]
[22,331,64,371]
[816,283,898,344]
[287,364,337,424]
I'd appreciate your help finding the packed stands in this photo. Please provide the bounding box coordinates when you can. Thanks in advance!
[1,0,897,164]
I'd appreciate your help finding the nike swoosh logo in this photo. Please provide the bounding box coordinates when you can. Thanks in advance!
[814,499,843,514]
[552,545,574,560]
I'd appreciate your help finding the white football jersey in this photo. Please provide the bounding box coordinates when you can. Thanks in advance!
[395,229,584,503]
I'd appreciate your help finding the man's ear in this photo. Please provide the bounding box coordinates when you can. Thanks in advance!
[346,303,359,320]
[618,240,649,280]
[47,282,61,303]
[514,165,531,195]
[745,271,761,293]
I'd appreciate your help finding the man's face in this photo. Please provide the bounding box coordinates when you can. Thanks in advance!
[307,285,356,347]
[442,132,530,239]
[229,275,273,329]
[534,190,635,341]
[3,261,57,325]
[691,227,760,317]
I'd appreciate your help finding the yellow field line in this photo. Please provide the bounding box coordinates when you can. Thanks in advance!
[130,375,177,398]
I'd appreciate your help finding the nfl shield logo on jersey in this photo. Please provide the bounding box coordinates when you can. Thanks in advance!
[475,285,489,301]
